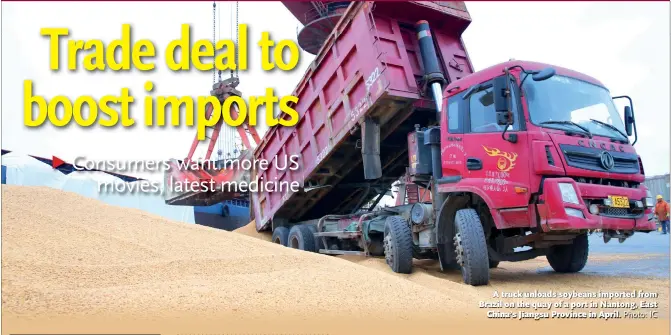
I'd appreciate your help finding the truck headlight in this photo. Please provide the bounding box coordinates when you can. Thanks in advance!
[558,183,580,205]
[565,208,585,218]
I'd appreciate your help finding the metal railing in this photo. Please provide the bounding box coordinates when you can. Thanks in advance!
[303,2,351,23]
[296,2,351,36]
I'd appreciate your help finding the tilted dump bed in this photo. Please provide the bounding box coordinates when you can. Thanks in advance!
[164,1,474,232]
[250,1,473,231]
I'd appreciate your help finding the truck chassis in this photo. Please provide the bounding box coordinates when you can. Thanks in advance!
[271,186,593,286]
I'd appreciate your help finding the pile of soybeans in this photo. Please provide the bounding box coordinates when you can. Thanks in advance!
[2,185,668,334]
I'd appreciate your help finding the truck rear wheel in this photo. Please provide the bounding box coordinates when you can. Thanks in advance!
[546,233,589,273]
[383,216,413,274]
[454,208,490,286]
[288,225,316,252]
[272,226,290,246]
[306,224,322,251]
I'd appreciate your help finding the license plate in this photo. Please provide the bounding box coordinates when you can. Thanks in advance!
[609,195,630,208]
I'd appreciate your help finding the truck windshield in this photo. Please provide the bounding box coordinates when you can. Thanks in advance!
[523,75,628,141]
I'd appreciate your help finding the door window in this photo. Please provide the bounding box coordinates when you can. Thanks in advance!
[446,91,465,134]
[448,100,460,132]
[467,80,520,133]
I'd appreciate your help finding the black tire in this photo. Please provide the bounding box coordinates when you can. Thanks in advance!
[454,208,490,286]
[546,233,589,273]
[306,224,322,251]
[288,225,316,252]
[272,226,289,246]
[383,216,413,274]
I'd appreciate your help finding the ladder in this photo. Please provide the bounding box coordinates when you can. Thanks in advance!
[406,183,420,204]
[394,171,421,206]
[366,2,389,90]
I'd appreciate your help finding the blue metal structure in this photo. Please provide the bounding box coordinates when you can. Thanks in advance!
[193,199,250,231]
[644,174,670,202]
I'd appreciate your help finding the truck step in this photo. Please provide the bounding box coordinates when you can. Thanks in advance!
[406,184,419,204]
[318,249,367,256]
[313,231,361,239]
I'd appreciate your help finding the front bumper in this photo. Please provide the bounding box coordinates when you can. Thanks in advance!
[537,178,655,232]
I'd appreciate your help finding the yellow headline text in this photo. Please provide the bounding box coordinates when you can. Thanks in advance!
[25,24,302,135]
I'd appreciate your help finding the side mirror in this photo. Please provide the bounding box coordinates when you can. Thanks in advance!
[532,67,556,81]
[624,105,634,136]
[613,95,637,145]
[493,76,513,126]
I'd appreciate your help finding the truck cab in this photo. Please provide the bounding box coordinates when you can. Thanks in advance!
[419,60,655,285]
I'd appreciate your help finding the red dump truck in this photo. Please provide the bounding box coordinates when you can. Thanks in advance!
[165,1,656,286]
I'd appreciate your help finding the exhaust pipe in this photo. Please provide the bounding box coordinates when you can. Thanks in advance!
[415,20,447,113]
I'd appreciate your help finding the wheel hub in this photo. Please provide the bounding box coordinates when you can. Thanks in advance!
[384,234,393,266]
[453,232,464,267]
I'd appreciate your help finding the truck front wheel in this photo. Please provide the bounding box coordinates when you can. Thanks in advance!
[383,216,413,274]
[272,226,290,246]
[454,208,490,286]
[546,233,589,273]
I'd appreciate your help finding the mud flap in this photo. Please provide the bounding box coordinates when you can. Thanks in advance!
[361,117,382,180]
[436,195,469,270]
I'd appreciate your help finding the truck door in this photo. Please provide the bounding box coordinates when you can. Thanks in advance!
[459,75,531,209]
[442,90,468,182]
